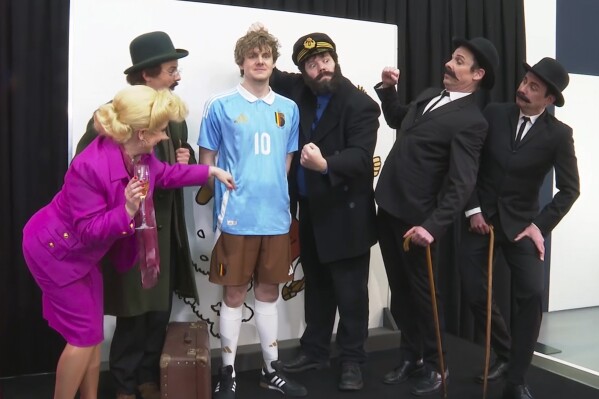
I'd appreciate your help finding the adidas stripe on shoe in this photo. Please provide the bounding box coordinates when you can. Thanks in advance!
[260,366,308,397]
[213,365,236,399]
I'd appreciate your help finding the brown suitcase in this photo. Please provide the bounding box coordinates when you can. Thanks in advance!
[160,321,211,399]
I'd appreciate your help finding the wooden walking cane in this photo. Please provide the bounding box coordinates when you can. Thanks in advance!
[483,226,495,399]
[403,236,447,399]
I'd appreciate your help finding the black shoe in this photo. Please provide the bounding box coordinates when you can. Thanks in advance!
[213,365,236,399]
[282,353,330,373]
[411,367,449,396]
[502,383,534,399]
[475,359,509,383]
[382,359,425,385]
[260,361,308,397]
[338,362,364,391]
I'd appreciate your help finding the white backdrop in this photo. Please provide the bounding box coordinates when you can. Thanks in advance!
[69,0,397,361]
[525,0,599,311]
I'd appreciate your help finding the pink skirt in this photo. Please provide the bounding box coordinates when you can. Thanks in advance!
[22,248,104,347]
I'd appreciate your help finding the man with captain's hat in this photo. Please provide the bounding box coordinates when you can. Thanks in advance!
[76,31,198,399]
[458,57,579,399]
[374,37,499,395]
[260,26,380,392]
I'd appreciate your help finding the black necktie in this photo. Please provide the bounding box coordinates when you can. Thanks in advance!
[423,90,449,114]
[514,116,530,147]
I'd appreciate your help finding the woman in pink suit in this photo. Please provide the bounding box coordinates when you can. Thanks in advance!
[22,85,234,399]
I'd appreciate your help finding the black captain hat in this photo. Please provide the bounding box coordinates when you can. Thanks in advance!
[292,33,337,67]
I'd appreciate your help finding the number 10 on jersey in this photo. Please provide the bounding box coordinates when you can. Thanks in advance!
[254,132,271,155]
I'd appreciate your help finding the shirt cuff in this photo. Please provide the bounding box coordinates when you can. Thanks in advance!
[465,207,482,218]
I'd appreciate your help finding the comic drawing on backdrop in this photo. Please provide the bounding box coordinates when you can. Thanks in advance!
[174,157,383,343]
[69,0,397,356]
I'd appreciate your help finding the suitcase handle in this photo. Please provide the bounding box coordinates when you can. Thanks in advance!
[184,331,192,344]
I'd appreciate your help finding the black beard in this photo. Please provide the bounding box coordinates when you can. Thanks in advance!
[303,65,343,95]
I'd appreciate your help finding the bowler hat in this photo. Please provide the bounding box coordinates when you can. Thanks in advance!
[292,33,337,67]
[523,57,569,107]
[124,31,188,74]
[453,37,499,90]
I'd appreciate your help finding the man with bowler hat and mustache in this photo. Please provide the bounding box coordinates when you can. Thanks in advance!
[76,32,197,399]
[458,57,579,399]
[374,37,499,395]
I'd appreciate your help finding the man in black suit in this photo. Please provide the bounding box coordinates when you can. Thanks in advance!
[374,37,499,396]
[459,57,580,399]
[266,29,380,391]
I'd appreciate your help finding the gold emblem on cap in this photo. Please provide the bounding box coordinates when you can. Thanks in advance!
[303,38,316,50]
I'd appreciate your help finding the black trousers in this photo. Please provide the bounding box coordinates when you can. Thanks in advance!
[109,310,171,394]
[298,199,370,364]
[110,237,177,394]
[377,209,446,371]
[458,218,544,385]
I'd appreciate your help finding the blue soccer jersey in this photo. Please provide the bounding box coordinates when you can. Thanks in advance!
[198,84,299,235]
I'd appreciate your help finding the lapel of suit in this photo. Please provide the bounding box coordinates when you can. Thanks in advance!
[508,104,520,148]
[104,137,130,182]
[517,109,548,148]
[416,90,476,124]
[410,88,449,126]
[311,90,343,143]
[298,77,352,144]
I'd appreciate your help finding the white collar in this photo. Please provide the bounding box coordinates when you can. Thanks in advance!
[445,90,471,101]
[237,83,275,105]
[519,110,543,125]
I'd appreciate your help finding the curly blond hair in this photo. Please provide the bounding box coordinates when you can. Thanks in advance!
[234,28,280,76]
[95,86,188,143]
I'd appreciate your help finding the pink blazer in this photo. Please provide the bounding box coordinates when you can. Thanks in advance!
[22,136,210,287]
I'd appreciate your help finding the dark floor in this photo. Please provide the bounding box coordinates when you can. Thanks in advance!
[1,334,597,399]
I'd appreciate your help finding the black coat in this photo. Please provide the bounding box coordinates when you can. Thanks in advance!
[271,70,380,263]
[375,85,488,239]
[467,102,580,239]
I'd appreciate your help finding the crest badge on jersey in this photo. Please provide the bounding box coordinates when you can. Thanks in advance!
[274,112,285,127]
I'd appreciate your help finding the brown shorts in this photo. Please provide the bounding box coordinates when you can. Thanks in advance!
[209,233,292,286]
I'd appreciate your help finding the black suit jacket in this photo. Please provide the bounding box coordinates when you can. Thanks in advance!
[375,85,488,239]
[271,69,380,263]
[467,102,580,239]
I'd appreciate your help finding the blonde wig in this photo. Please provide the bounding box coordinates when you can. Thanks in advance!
[95,85,188,143]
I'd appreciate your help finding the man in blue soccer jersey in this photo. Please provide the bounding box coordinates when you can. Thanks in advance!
[198,28,307,399]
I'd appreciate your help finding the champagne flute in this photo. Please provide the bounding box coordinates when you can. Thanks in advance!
[134,163,153,230]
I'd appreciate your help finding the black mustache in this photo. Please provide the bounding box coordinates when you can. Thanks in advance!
[444,67,457,79]
[316,71,334,80]
[516,91,530,103]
